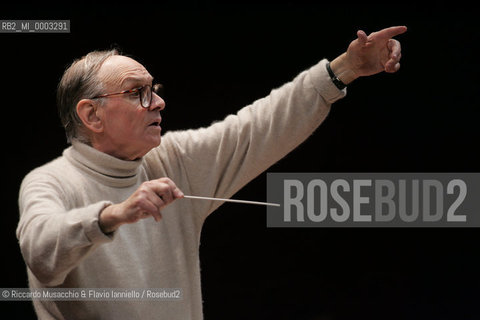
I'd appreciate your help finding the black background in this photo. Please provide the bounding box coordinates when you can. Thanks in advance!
[1,1,479,319]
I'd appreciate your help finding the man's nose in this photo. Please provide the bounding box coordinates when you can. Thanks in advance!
[149,92,166,111]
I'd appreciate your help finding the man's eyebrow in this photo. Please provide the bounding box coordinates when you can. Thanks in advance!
[121,76,154,88]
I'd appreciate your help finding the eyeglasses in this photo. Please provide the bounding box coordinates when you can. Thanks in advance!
[91,83,163,109]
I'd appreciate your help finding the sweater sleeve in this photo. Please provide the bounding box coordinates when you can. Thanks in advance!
[146,59,346,219]
[16,171,114,287]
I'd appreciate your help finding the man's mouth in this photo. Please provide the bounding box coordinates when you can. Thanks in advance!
[149,121,161,127]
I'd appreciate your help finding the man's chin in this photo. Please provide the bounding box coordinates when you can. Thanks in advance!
[133,135,161,159]
[149,135,162,150]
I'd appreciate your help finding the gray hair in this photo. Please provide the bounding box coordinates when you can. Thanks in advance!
[56,49,120,143]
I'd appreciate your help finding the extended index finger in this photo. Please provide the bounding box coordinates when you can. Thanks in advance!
[375,26,407,40]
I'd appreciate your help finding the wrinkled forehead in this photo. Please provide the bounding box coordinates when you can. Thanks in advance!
[98,55,153,90]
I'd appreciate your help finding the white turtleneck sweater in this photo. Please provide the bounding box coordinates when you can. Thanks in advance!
[17,59,345,319]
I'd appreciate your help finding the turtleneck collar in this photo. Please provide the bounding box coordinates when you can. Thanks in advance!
[63,140,143,188]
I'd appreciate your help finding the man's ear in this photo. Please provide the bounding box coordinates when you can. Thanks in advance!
[76,99,104,133]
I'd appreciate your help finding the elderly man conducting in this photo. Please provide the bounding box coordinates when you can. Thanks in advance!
[17,26,406,319]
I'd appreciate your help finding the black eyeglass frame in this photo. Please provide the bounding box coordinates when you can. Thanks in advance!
[90,83,163,109]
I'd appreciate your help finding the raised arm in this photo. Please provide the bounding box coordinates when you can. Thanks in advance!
[147,26,407,220]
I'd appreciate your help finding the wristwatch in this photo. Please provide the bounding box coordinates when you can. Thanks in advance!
[326,62,347,90]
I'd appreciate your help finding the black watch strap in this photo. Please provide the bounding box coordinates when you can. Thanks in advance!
[326,62,347,90]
